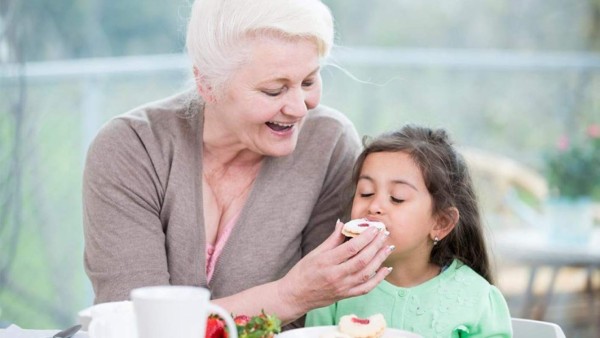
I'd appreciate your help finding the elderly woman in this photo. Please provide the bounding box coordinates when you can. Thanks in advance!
[83,0,392,327]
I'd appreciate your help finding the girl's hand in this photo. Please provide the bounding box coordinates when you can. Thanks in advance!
[277,220,393,314]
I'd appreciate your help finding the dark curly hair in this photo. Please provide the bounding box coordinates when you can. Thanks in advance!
[351,124,493,284]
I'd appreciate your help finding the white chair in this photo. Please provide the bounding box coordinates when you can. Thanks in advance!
[511,318,566,338]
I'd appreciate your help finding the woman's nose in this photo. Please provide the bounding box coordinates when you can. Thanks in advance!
[282,88,309,117]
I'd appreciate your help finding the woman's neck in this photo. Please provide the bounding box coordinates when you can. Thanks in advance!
[202,107,264,170]
[202,148,263,191]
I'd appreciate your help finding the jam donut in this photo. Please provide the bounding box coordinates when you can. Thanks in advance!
[341,218,386,238]
[338,314,387,338]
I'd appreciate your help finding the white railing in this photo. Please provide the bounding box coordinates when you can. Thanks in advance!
[2,47,600,81]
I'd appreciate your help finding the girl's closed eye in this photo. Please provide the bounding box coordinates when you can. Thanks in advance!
[390,196,404,204]
[359,192,374,198]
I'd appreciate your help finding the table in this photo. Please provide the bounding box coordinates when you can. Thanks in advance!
[493,227,600,320]
[0,325,88,338]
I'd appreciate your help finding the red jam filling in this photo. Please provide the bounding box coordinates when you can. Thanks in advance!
[351,317,370,325]
[358,223,370,227]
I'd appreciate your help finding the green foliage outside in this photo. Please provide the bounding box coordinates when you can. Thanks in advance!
[545,125,600,200]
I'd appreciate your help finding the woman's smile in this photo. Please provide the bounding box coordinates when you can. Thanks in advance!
[265,121,295,133]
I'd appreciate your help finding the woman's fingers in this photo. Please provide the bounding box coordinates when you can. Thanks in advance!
[311,220,346,254]
[281,221,393,311]
[346,237,394,286]
[315,228,391,296]
[339,229,391,278]
[326,226,382,264]
[347,265,392,296]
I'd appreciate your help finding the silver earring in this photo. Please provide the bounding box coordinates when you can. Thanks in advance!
[433,236,439,246]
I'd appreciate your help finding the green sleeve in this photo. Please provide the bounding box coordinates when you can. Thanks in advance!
[461,285,512,338]
[305,304,337,327]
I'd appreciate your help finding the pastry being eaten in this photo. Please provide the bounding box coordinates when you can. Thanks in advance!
[338,314,387,338]
[342,218,387,238]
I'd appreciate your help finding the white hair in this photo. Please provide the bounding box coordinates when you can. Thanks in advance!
[185,0,334,94]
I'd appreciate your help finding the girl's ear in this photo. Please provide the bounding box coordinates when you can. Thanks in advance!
[193,66,216,103]
[431,206,459,241]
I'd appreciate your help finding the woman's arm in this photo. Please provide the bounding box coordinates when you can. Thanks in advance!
[83,118,171,302]
[213,221,392,324]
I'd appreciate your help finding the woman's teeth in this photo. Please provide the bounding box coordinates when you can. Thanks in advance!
[266,121,293,132]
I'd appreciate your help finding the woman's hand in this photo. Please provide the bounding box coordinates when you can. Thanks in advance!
[211,220,392,325]
[277,220,393,316]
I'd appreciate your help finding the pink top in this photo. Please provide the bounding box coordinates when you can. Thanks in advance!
[206,212,240,283]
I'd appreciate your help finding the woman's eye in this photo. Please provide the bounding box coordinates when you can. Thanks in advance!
[302,80,314,87]
[359,193,374,198]
[263,90,282,97]
[391,196,404,203]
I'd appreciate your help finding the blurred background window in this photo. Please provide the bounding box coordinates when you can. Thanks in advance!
[1,0,599,336]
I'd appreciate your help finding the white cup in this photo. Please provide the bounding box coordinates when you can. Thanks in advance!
[131,285,238,338]
[87,301,137,338]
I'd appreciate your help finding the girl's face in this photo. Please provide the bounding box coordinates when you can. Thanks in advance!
[351,151,437,266]
[204,35,322,157]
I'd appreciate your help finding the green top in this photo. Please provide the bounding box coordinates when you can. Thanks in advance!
[306,260,512,338]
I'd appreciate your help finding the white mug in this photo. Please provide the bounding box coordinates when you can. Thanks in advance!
[87,301,137,338]
[131,285,238,338]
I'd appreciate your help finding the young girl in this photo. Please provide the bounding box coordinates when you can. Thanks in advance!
[306,125,512,337]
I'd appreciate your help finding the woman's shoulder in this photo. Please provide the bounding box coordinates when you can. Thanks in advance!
[88,89,202,167]
[305,104,356,132]
[110,89,200,129]
[300,104,360,149]
[94,89,201,145]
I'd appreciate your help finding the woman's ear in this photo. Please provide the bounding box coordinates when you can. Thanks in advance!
[193,66,216,103]
[431,206,459,241]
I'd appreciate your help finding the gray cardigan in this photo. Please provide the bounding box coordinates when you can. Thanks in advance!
[83,90,361,306]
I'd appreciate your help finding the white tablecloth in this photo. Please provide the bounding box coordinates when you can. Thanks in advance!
[0,325,88,338]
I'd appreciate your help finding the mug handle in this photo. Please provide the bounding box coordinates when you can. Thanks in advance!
[208,304,238,338]
[87,318,106,338]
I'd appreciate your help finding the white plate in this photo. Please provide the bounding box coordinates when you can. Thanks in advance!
[277,326,423,338]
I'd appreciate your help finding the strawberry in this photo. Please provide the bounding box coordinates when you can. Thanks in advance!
[206,314,226,338]
[235,310,281,338]
[234,315,251,326]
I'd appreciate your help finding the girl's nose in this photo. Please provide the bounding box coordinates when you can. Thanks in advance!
[368,198,384,215]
